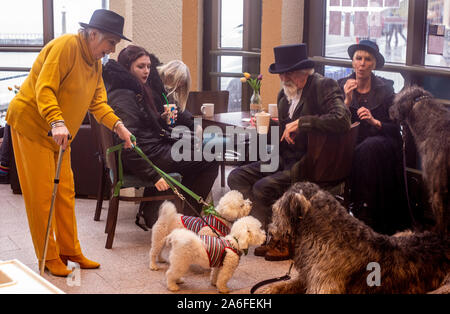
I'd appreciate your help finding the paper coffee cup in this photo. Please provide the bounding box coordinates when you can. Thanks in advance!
[268,103,278,118]
[201,103,214,117]
[255,111,271,134]
[164,104,177,125]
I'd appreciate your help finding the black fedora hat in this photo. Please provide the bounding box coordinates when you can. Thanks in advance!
[348,40,384,69]
[80,9,131,42]
[269,44,314,74]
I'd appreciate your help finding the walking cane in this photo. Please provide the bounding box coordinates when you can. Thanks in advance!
[39,145,66,276]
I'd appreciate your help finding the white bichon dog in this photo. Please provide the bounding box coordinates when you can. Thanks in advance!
[149,190,252,270]
[164,216,266,293]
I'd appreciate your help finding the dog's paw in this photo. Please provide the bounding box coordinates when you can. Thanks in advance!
[218,287,230,294]
[149,263,160,271]
[167,283,180,292]
[258,282,288,294]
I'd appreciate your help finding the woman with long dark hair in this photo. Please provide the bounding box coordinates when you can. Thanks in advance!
[103,45,218,226]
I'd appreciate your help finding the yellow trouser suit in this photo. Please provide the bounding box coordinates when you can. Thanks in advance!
[6,33,120,262]
[11,129,80,260]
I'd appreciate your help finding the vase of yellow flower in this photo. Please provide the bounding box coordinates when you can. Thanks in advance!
[241,72,262,116]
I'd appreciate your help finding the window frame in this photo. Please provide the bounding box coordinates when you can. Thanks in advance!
[203,0,262,111]
[304,0,450,171]
[0,0,108,72]
[0,0,53,72]
[304,0,450,86]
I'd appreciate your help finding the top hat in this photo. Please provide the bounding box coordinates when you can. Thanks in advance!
[269,44,314,74]
[79,9,131,42]
[348,40,385,69]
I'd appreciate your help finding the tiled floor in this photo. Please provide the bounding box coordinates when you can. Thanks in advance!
[0,167,294,294]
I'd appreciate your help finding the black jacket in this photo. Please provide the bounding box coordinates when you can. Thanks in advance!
[278,73,351,171]
[103,59,180,183]
[337,73,401,144]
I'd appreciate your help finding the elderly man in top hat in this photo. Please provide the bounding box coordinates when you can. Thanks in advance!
[6,9,134,276]
[227,43,351,261]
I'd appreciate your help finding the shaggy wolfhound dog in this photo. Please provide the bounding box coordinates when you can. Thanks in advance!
[389,85,449,236]
[263,182,449,294]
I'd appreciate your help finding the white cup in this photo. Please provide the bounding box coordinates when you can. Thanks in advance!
[255,111,271,134]
[163,104,177,125]
[201,103,214,117]
[268,103,278,118]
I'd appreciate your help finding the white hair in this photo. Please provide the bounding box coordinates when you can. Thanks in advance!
[297,68,315,76]
[79,27,105,41]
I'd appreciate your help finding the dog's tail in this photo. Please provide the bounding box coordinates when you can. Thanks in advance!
[158,201,178,221]
[165,229,198,250]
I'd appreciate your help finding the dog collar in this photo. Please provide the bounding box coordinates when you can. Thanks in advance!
[233,236,247,256]
[413,95,431,105]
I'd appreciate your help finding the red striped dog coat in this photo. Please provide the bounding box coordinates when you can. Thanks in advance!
[200,235,240,267]
[181,215,230,237]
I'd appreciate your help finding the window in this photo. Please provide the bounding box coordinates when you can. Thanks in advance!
[305,0,450,172]
[0,0,44,46]
[326,0,409,64]
[0,52,39,69]
[203,0,262,112]
[425,0,450,67]
[220,0,244,48]
[53,0,106,37]
[324,65,404,92]
[0,71,28,126]
[0,0,107,115]
[305,0,450,90]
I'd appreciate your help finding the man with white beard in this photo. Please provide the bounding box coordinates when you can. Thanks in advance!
[227,44,351,261]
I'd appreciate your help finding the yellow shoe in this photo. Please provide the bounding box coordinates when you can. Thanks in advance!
[45,258,72,277]
[60,254,100,269]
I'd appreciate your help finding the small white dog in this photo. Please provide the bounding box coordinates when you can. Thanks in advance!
[164,216,266,293]
[149,190,252,270]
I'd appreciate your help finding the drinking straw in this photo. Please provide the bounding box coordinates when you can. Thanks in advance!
[162,93,169,105]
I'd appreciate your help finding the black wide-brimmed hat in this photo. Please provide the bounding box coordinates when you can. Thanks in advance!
[79,9,131,41]
[348,40,385,69]
[269,44,314,74]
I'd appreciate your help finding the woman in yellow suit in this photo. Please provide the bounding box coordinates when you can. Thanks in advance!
[6,9,134,277]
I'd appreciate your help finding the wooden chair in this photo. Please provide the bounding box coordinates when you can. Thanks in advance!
[291,122,360,205]
[186,90,229,115]
[89,114,183,249]
[186,90,235,187]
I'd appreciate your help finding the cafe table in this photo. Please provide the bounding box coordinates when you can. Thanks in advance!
[196,111,254,131]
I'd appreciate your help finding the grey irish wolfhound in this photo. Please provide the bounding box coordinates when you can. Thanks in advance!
[389,85,449,236]
[262,182,449,294]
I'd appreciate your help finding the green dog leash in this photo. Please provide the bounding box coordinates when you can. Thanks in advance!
[107,135,223,237]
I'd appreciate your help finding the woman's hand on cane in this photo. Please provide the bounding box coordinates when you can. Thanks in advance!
[51,124,71,150]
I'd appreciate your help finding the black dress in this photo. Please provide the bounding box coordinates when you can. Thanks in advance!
[338,73,410,235]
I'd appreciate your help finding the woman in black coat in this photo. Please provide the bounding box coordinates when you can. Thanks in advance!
[338,40,410,235]
[103,45,218,226]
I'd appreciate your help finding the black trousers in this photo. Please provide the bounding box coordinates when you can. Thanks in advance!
[0,124,11,166]
[227,161,292,229]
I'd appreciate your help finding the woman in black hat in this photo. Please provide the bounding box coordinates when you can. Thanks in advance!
[337,40,410,235]
[6,9,133,276]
